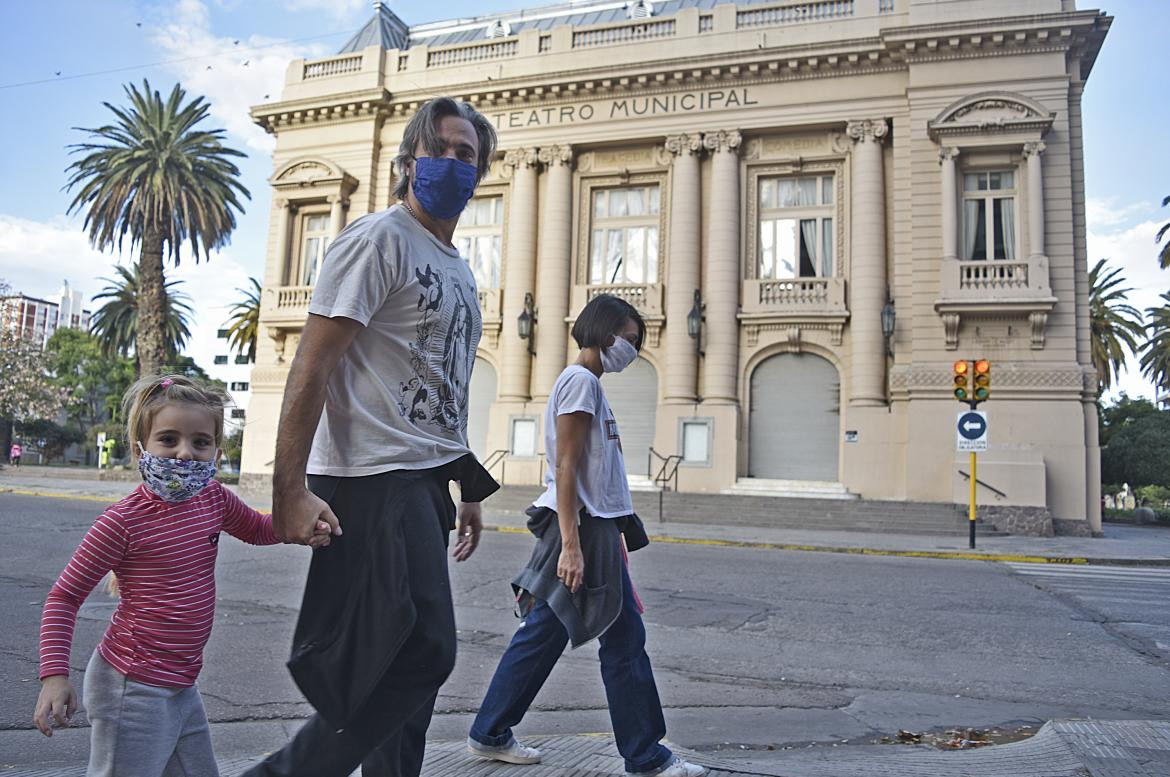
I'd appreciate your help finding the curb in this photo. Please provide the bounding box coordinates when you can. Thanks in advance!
[7,488,1169,568]
[482,524,1170,568]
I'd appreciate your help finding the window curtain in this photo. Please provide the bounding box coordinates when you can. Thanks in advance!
[999,197,1015,261]
[963,200,981,260]
[800,219,819,278]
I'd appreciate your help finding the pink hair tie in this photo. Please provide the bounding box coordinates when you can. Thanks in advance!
[160,379,174,388]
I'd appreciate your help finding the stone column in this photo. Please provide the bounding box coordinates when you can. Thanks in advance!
[664,133,703,404]
[1024,141,1047,260]
[271,198,293,287]
[532,144,573,400]
[846,118,889,407]
[499,147,540,402]
[702,130,742,403]
[327,194,347,240]
[939,146,960,262]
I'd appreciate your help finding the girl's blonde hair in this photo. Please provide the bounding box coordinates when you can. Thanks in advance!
[108,375,228,600]
[122,374,228,452]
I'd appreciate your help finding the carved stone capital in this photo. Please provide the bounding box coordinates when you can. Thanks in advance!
[702,129,742,154]
[938,146,961,164]
[503,147,540,170]
[846,118,889,144]
[537,144,573,167]
[664,133,703,157]
[1023,141,1047,158]
[274,197,289,210]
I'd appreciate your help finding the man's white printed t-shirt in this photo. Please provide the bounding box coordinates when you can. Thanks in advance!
[534,365,634,519]
[306,205,482,476]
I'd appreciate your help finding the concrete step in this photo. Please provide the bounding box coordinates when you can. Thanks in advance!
[722,478,858,500]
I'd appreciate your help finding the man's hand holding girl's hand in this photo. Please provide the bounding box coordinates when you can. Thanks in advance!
[274,485,341,549]
[33,675,77,736]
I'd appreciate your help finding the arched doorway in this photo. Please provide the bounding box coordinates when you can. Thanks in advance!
[748,353,840,481]
[602,357,658,477]
[467,357,497,461]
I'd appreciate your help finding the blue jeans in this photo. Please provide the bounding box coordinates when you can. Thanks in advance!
[470,563,673,774]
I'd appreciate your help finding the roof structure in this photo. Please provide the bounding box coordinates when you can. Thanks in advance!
[338,0,780,52]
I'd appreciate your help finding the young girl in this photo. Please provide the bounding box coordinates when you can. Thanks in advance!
[32,375,334,776]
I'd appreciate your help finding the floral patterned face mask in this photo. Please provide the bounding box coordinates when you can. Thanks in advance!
[137,443,217,503]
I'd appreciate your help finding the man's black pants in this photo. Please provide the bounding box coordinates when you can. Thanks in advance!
[244,470,458,777]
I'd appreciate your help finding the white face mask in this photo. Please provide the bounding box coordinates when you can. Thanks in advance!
[600,336,638,374]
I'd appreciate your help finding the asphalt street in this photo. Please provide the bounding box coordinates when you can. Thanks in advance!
[2,491,1168,772]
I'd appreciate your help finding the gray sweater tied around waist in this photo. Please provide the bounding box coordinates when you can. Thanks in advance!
[511,506,649,648]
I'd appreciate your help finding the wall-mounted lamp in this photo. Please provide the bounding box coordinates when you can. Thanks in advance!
[881,298,896,357]
[687,288,704,357]
[517,292,537,356]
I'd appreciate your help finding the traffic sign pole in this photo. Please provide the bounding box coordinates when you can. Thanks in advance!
[969,451,977,549]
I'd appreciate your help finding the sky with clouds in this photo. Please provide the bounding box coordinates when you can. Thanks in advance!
[0,0,1166,402]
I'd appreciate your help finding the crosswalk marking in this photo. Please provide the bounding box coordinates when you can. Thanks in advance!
[1004,562,1170,611]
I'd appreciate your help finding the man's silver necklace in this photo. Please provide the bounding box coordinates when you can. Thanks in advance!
[401,200,421,222]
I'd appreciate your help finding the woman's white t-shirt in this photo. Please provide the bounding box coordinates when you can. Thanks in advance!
[533,365,633,519]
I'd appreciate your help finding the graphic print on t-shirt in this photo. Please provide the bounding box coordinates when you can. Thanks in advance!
[396,263,481,434]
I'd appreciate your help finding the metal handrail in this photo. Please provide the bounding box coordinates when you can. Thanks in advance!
[483,449,509,484]
[651,452,683,523]
[647,446,672,480]
[957,469,1007,500]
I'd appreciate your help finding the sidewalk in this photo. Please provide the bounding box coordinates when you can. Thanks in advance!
[5,468,1169,566]
[4,720,1167,776]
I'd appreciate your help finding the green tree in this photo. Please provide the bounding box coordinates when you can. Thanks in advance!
[89,263,194,363]
[44,329,137,463]
[224,277,260,364]
[1101,409,1170,488]
[65,80,249,377]
[1158,195,1170,269]
[1140,292,1170,397]
[1088,258,1145,394]
[1099,393,1159,448]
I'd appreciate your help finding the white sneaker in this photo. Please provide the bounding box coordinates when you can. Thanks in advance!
[627,756,707,777]
[467,735,542,764]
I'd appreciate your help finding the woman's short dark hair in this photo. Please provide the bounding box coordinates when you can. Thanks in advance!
[571,294,646,352]
[393,97,498,200]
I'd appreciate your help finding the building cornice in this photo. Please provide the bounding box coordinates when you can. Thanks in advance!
[251,10,1109,131]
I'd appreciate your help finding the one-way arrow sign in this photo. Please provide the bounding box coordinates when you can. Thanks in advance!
[957,410,988,451]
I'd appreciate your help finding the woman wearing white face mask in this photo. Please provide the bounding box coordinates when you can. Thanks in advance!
[468,295,706,777]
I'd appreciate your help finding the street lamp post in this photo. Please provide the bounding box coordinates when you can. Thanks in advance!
[881,299,896,357]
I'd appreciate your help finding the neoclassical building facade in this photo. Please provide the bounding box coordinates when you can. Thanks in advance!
[241,0,1110,534]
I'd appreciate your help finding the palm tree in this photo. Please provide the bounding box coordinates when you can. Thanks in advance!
[1158,195,1170,269]
[1088,258,1145,394]
[224,277,261,364]
[89,264,194,363]
[1141,292,1170,396]
[65,80,249,376]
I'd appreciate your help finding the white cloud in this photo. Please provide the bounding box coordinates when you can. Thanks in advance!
[1088,215,1170,403]
[148,0,330,154]
[0,213,256,377]
[1085,196,1158,231]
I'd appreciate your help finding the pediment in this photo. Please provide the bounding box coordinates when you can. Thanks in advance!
[928,92,1055,141]
[270,157,355,191]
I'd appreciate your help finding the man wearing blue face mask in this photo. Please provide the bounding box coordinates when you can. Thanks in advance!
[247,98,500,777]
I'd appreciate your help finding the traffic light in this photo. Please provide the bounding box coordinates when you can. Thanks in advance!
[953,360,970,401]
[974,359,990,401]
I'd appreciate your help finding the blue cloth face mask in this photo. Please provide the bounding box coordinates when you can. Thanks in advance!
[411,156,478,220]
[137,443,217,503]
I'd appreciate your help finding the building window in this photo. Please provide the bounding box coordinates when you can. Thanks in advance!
[758,175,834,279]
[680,419,711,465]
[217,328,229,339]
[454,196,503,289]
[962,171,1016,261]
[230,381,250,392]
[589,185,661,285]
[230,408,246,419]
[234,354,250,364]
[299,213,331,286]
[213,355,228,365]
[510,417,537,458]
